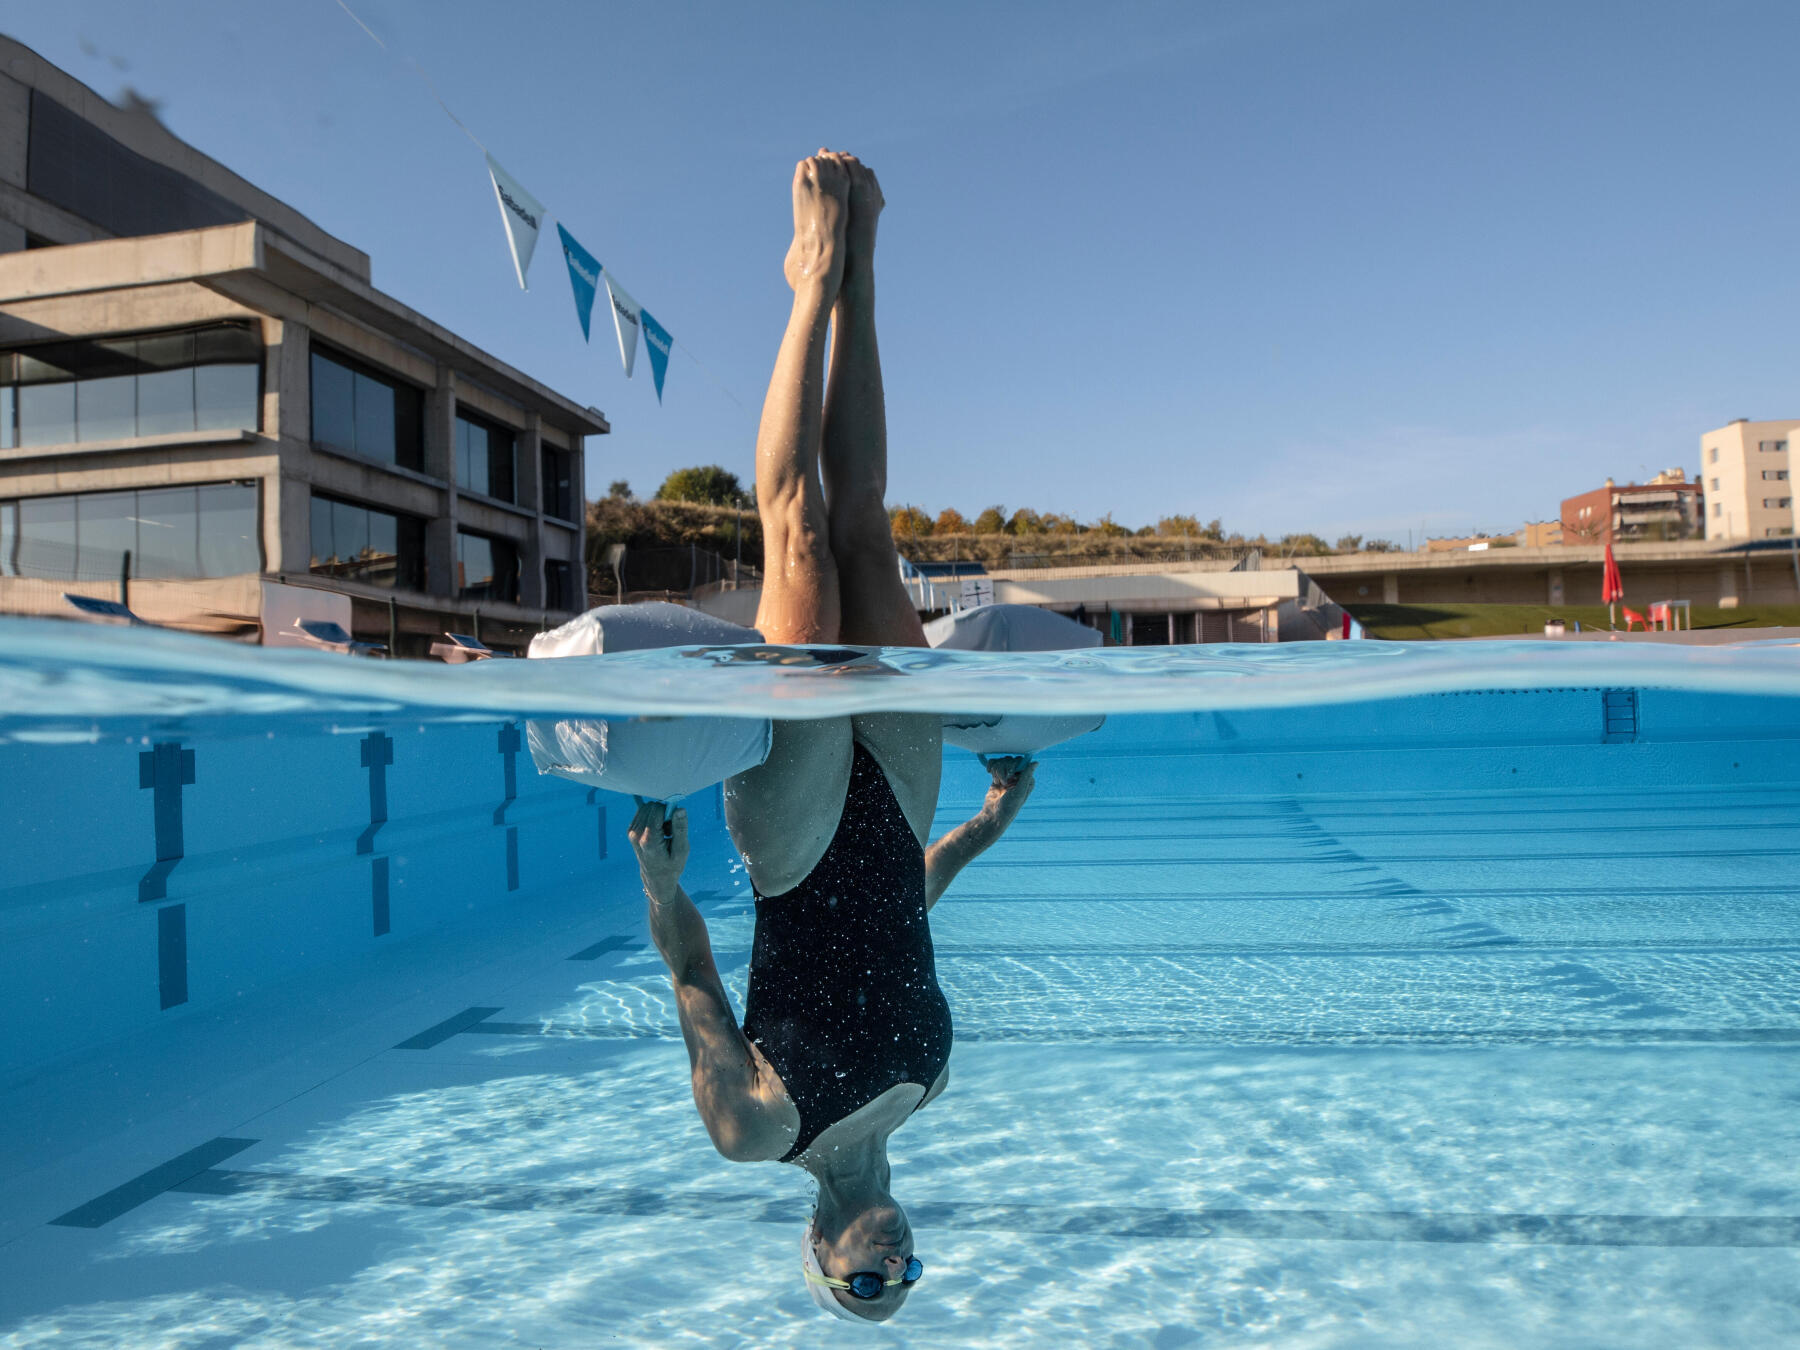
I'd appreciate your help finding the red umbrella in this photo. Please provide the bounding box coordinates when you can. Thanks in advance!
[1602,542,1623,626]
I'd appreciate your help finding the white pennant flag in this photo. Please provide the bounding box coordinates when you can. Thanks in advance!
[485,153,545,290]
[602,268,642,377]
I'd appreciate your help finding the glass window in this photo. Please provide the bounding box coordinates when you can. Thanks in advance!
[17,496,76,575]
[1763,470,1789,481]
[0,501,16,575]
[455,416,488,496]
[1713,503,1722,517]
[309,347,423,470]
[135,485,200,578]
[195,363,259,431]
[196,482,260,575]
[353,371,397,464]
[76,375,135,441]
[17,381,75,446]
[544,557,576,610]
[310,350,356,454]
[455,411,515,502]
[1710,478,1720,491]
[77,490,136,579]
[4,323,261,446]
[309,492,425,591]
[456,530,518,602]
[1709,447,1719,463]
[136,332,197,437]
[542,445,576,520]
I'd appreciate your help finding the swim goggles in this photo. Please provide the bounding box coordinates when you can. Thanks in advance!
[804,1256,924,1300]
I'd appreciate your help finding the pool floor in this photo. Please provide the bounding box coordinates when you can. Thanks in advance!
[2,770,1798,1347]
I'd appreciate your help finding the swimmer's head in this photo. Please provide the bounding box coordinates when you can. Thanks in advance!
[801,1203,920,1323]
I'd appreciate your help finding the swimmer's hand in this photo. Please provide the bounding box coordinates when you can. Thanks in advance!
[629,800,689,906]
[977,756,1037,835]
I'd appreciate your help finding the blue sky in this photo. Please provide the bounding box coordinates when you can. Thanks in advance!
[7,0,1798,543]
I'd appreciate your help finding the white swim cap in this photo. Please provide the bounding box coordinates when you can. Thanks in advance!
[801,1225,873,1323]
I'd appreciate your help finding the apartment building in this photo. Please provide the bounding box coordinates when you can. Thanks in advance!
[0,37,604,653]
[1560,469,1703,547]
[1700,419,1798,542]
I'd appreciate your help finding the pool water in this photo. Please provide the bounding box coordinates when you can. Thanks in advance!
[1,622,1798,1347]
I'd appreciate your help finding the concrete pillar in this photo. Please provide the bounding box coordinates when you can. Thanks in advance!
[424,368,458,598]
[1718,565,1739,609]
[1547,568,1564,606]
[270,473,310,575]
[1382,572,1399,604]
[517,413,546,609]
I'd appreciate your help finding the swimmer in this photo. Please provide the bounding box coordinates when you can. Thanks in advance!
[628,151,1036,1322]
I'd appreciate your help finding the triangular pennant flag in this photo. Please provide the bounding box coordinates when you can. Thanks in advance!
[556,224,601,341]
[602,268,641,378]
[485,153,545,290]
[640,309,673,402]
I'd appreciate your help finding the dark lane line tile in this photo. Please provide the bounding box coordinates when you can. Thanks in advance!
[393,1007,501,1051]
[567,935,643,962]
[50,1137,258,1229]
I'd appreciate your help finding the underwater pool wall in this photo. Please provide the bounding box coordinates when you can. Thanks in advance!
[0,721,693,1083]
[7,683,1800,1086]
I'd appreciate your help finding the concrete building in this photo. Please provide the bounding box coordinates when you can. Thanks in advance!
[0,37,604,653]
[1560,469,1703,547]
[1297,538,1799,611]
[1700,418,1797,542]
[699,560,1349,643]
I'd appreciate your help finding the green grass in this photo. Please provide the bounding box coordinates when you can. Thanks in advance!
[1346,602,1800,640]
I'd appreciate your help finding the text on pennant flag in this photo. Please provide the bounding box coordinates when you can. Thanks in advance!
[485,153,545,290]
[602,269,642,378]
[557,224,601,341]
[640,309,673,402]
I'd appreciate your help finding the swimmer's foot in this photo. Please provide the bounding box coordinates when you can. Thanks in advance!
[784,152,849,299]
[835,153,883,299]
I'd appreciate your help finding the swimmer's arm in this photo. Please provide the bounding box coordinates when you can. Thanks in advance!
[924,757,1036,911]
[631,805,795,1163]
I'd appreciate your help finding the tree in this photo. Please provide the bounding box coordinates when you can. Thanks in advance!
[1007,508,1044,535]
[607,479,633,500]
[1363,539,1402,553]
[1093,513,1130,538]
[1334,534,1363,553]
[654,465,750,508]
[1157,514,1201,538]
[1042,512,1081,535]
[934,507,969,534]
[972,505,1008,534]
[1279,532,1332,555]
[889,504,933,538]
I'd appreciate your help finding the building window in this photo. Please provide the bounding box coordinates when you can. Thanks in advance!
[1767,527,1793,537]
[308,493,426,591]
[0,322,261,449]
[541,445,577,521]
[1710,478,1720,491]
[456,530,518,602]
[0,481,260,579]
[1762,469,1789,481]
[1763,497,1792,509]
[1709,446,1719,464]
[454,410,516,503]
[1713,503,1723,517]
[1759,441,1787,453]
[544,557,576,611]
[310,346,423,471]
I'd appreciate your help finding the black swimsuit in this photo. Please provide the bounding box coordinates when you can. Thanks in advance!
[742,740,954,1163]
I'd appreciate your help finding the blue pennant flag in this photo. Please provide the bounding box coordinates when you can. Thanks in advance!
[640,308,673,402]
[557,224,602,341]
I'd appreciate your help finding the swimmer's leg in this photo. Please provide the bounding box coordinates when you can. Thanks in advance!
[820,153,929,649]
[753,153,848,645]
